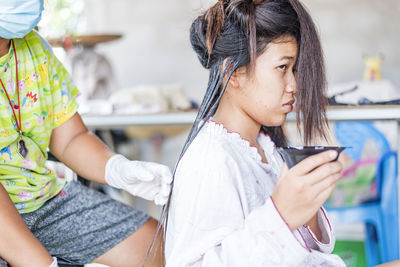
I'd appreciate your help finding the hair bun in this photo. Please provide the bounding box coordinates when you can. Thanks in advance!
[190,0,225,69]
[190,17,211,69]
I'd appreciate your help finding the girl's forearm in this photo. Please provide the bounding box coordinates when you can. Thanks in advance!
[306,213,322,241]
[0,184,53,266]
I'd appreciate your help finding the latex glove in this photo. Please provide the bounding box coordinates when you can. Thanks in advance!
[105,154,172,205]
[49,257,58,267]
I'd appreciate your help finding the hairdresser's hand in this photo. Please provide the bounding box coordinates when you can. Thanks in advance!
[105,154,172,205]
[271,150,342,230]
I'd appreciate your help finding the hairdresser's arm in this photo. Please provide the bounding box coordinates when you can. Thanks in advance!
[49,112,114,184]
[0,184,53,267]
[50,112,172,204]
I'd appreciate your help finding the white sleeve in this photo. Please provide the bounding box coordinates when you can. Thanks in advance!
[199,197,311,267]
[166,154,311,267]
[298,207,336,253]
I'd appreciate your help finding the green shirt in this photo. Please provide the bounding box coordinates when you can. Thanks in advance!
[0,31,79,213]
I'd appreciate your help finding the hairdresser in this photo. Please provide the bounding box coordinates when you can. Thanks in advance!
[0,1,170,266]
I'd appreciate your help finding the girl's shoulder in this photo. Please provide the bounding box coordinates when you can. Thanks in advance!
[185,120,248,160]
[176,120,282,182]
[177,120,257,179]
[187,120,277,165]
[174,124,245,197]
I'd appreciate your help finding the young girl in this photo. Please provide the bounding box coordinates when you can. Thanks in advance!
[165,0,346,266]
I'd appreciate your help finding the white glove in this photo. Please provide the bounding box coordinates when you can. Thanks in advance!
[105,154,172,205]
[49,257,58,267]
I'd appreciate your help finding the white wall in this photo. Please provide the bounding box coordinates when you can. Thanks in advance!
[84,0,212,101]
[303,0,400,86]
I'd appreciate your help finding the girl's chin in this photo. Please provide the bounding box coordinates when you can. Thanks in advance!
[277,113,288,124]
[261,118,286,127]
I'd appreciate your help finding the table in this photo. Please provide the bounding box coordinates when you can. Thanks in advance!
[82,105,400,127]
[82,105,400,252]
[82,112,197,128]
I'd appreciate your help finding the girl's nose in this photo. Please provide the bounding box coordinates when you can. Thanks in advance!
[285,85,295,93]
[285,82,297,94]
[285,74,297,94]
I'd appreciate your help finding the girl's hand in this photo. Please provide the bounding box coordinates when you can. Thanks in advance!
[271,150,343,230]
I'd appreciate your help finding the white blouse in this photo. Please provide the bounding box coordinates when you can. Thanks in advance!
[166,120,346,267]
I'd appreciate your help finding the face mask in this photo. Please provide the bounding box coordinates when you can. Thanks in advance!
[0,0,44,39]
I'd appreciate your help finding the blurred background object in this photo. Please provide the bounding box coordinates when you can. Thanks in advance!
[364,54,383,82]
[110,83,192,114]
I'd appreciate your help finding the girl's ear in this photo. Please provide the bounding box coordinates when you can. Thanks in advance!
[221,58,245,89]
[227,68,240,88]
[228,65,247,89]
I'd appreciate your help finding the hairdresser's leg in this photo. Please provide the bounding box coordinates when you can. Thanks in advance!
[0,184,53,267]
[92,218,163,267]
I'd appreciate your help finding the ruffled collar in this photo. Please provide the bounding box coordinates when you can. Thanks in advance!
[202,120,277,171]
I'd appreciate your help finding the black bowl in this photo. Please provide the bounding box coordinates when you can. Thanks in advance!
[276,146,346,169]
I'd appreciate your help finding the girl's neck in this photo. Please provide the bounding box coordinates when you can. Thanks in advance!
[213,95,261,147]
[0,38,11,57]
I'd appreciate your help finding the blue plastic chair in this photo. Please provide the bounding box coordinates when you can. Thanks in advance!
[325,121,399,266]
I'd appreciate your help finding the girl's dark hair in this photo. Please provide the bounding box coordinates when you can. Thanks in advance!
[147,1,328,264]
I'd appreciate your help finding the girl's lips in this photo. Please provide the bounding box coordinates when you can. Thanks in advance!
[284,99,295,106]
[283,103,293,112]
[283,99,295,112]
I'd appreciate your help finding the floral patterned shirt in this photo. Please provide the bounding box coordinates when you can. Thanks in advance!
[0,30,79,213]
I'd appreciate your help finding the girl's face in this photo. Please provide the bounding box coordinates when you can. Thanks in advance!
[234,35,298,128]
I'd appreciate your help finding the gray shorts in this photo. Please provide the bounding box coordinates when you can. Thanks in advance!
[21,181,150,265]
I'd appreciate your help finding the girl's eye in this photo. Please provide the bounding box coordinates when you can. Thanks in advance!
[278,65,287,71]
